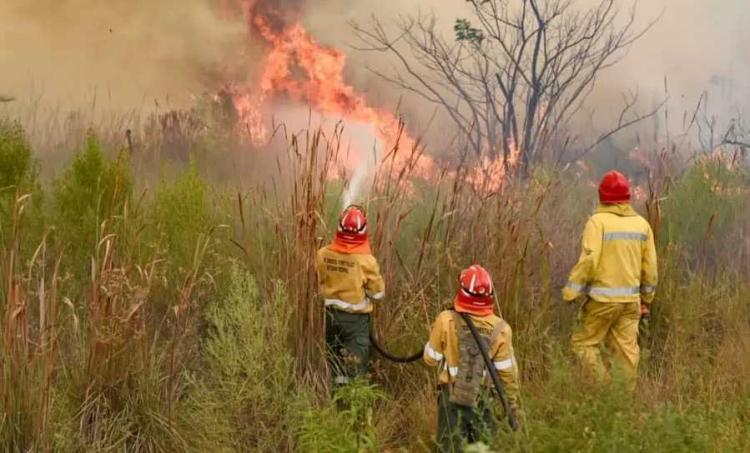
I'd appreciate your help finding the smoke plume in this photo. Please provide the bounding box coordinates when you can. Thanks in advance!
[304,0,750,140]
[1,0,748,150]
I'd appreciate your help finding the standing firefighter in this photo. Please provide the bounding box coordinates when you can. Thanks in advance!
[424,265,520,452]
[563,170,658,389]
[316,205,385,385]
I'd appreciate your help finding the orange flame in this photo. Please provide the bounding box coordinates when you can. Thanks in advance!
[230,0,434,179]
[227,1,522,194]
[465,139,521,194]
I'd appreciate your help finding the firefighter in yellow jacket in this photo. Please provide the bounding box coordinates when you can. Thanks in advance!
[563,170,658,389]
[316,205,385,385]
[424,265,520,452]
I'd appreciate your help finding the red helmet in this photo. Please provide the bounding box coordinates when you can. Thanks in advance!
[599,170,631,204]
[335,205,368,244]
[455,265,495,316]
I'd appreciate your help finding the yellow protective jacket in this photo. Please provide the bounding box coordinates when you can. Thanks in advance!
[423,310,520,409]
[563,203,658,304]
[316,245,385,314]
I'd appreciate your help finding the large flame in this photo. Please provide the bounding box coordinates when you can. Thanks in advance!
[224,0,524,197]
[231,0,431,177]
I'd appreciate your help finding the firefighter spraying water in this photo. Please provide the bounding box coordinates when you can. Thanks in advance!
[316,206,385,384]
[315,208,520,450]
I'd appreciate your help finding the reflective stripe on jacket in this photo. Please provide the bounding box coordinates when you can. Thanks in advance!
[423,310,520,409]
[316,245,385,314]
[563,203,658,304]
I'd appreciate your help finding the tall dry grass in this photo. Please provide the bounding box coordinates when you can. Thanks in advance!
[0,108,749,451]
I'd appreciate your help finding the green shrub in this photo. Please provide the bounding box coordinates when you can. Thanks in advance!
[187,266,296,451]
[296,379,385,453]
[151,164,212,271]
[52,133,131,278]
[0,121,34,190]
[661,158,748,265]
[0,121,43,248]
[496,357,750,452]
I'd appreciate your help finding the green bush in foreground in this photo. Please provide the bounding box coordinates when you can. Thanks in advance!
[296,380,385,453]
[499,359,750,453]
[0,121,34,190]
[187,266,296,451]
[52,133,132,290]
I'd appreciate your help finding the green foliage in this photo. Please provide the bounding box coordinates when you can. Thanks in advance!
[493,358,750,452]
[151,164,212,271]
[188,266,296,451]
[661,159,748,261]
[53,349,195,452]
[455,18,485,44]
[296,379,385,453]
[0,121,34,190]
[2,116,750,451]
[53,133,131,270]
[0,121,43,248]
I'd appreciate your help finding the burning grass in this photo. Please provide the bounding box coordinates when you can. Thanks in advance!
[0,116,749,451]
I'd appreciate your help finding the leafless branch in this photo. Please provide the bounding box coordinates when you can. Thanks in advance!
[352,0,655,171]
[578,95,666,158]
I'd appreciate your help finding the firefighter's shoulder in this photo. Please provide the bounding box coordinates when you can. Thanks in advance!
[587,211,608,225]
[359,253,378,264]
[635,213,652,229]
[486,314,513,337]
[433,310,455,326]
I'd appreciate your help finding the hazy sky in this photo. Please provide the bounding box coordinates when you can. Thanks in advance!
[307,0,750,123]
[1,0,747,126]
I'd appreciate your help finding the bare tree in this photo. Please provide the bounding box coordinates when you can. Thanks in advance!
[353,0,661,172]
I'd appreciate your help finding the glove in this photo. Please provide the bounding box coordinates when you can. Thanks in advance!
[640,303,651,320]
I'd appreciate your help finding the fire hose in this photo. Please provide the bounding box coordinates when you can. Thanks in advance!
[458,311,520,432]
[369,331,423,363]
[368,315,519,430]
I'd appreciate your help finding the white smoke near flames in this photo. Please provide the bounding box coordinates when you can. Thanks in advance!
[274,104,382,208]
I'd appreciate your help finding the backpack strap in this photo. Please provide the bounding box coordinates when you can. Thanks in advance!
[450,310,462,329]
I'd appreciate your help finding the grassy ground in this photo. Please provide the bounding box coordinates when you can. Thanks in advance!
[0,115,749,452]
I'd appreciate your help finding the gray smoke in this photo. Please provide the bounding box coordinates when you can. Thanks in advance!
[1,0,748,146]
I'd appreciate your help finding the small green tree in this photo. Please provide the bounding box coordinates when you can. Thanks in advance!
[151,164,212,272]
[0,121,43,250]
[52,133,131,291]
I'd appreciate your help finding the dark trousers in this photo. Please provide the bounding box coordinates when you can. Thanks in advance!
[325,308,371,382]
[436,386,498,452]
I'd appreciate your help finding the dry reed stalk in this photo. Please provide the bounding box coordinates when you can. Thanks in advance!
[77,215,163,438]
[0,192,63,451]
[286,127,339,388]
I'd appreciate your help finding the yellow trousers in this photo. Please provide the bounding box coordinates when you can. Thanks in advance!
[571,300,640,389]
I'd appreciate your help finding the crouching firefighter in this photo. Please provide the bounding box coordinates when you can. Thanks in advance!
[563,170,658,391]
[316,205,385,386]
[423,265,520,452]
